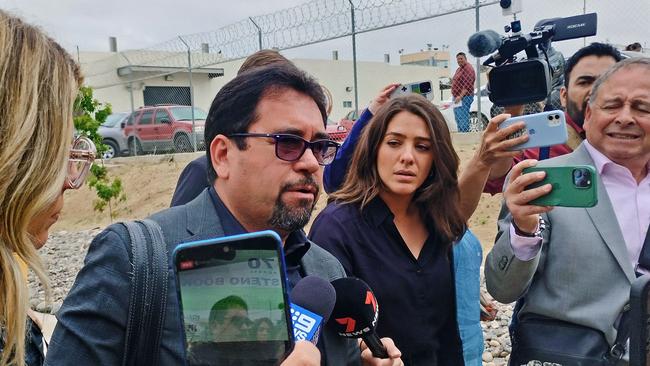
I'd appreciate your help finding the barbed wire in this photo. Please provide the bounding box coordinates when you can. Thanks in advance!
[84,0,497,88]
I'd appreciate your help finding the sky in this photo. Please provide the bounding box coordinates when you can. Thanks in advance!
[2,0,648,65]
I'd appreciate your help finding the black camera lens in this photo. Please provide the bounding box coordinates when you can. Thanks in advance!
[573,168,591,188]
[419,82,432,94]
[554,114,560,119]
[548,115,553,120]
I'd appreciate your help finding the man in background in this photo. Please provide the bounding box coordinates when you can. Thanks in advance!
[452,52,476,132]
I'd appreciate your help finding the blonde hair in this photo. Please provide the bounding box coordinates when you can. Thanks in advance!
[0,10,82,365]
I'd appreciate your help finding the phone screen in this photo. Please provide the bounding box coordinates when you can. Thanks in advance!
[175,234,292,366]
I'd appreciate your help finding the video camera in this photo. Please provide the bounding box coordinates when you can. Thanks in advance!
[467,12,597,106]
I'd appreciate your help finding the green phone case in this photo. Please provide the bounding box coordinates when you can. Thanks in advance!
[522,165,598,207]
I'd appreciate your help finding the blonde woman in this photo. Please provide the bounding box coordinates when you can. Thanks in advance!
[0,11,96,366]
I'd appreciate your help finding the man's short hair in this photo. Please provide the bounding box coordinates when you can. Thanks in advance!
[589,57,650,106]
[208,295,248,326]
[564,42,623,88]
[456,52,466,58]
[238,49,292,75]
[204,64,328,182]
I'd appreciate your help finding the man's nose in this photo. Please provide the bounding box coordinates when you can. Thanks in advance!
[295,146,321,173]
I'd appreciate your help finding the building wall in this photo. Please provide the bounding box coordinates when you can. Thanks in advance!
[84,53,450,123]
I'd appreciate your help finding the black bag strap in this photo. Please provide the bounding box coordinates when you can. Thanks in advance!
[121,219,169,366]
[635,225,650,274]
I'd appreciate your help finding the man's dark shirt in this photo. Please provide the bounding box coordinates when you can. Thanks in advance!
[309,197,463,366]
[171,155,210,207]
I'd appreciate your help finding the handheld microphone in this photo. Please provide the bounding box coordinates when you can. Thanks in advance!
[330,277,389,359]
[289,276,336,345]
[467,29,503,58]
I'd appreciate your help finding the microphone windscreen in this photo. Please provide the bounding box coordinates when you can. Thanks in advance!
[467,30,503,57]
[290,276,336,323]
[330,277,379,338]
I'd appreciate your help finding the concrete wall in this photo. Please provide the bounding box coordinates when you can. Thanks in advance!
[84,53,449,122]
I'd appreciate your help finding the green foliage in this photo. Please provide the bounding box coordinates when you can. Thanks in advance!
[74,86,126,220]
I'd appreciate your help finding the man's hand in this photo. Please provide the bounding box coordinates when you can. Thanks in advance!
[474,114,528,172]
[281,341,320,366]
[368,84,400,114]
[504,159,554,233]
[453,96,462,104]
[360,338,403,366]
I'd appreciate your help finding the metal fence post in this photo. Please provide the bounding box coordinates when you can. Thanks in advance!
[249,17,263,51]
[178,35,197,152]
[475,0,482,128]
[348,0,359,115]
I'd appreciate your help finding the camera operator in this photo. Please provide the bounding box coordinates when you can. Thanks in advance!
[483,42,624,194]
[486,57,650,365]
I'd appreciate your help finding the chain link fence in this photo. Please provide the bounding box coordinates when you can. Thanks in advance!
[85,0,650,158]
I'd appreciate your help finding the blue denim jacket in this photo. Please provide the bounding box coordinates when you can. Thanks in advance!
[453,230,484,366]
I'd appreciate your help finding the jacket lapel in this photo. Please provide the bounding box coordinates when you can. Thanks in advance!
[573,145,636,283]
[183,189,225,242]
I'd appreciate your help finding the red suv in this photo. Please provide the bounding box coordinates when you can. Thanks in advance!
[124,105,207,155]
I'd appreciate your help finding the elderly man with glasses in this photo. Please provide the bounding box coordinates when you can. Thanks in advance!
[47,64,403,366]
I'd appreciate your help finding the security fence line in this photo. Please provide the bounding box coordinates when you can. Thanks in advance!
[87,0,649,158]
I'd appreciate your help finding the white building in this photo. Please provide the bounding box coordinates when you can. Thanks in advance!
[81,51,451,122]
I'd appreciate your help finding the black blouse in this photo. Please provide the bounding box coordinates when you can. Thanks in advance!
[309,197,463,366]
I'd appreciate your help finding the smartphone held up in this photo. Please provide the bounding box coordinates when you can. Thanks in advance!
[523,165,598,208]
[173,231,293,366]
[390,80,434,100]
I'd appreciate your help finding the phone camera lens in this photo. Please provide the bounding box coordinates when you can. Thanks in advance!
[547,115,553,120]
[554,115,560,119]
[573,168,591,188]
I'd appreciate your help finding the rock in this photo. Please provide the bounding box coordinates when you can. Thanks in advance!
[482,351,494,362]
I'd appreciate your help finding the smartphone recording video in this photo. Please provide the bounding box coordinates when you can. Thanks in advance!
[391,80,434,100]
[173,231,293,366]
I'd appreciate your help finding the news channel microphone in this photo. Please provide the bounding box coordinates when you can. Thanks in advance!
[289,276,336,345]
[467,29,503,58]
[330,277,389,359]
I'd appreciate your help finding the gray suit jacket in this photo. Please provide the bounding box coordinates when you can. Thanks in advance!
[485,143,635,349]
[47,189,359,366]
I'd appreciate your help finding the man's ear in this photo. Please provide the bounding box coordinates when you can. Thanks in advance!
[583,103,592,132]
[559,86,568,108]
[210,135,231,179]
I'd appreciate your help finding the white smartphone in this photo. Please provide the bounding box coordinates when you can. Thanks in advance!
[390,80,434,100]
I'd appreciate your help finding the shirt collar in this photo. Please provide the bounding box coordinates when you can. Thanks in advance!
[208,186,247,236]
[208,186,311,263]
[363,196,394,228]
[583,140,650,176]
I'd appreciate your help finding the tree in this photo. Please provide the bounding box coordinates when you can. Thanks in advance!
[74,86,126,219]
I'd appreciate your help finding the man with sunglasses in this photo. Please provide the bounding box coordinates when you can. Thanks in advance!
[48,64,402,366]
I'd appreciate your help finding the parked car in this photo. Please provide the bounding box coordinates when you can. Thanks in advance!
[326,118,348,142]
[339,109,361,131]
[437,86,493,132]
[98,112,129,159]
[124,105,207,155]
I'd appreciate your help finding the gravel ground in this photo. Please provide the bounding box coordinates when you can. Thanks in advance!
[30,229,515,364]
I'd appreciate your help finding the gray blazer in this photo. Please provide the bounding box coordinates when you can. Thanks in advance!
[485,143,635,348]
[47,189,359,365]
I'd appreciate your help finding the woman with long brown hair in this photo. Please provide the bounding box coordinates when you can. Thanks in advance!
[310,94,466,365]
[0,11,95,366]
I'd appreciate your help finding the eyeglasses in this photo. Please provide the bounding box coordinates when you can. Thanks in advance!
[228,133,340,166]
[67,136,97,189]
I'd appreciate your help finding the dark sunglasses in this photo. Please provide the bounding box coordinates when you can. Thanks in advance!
[228,133,340,166]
